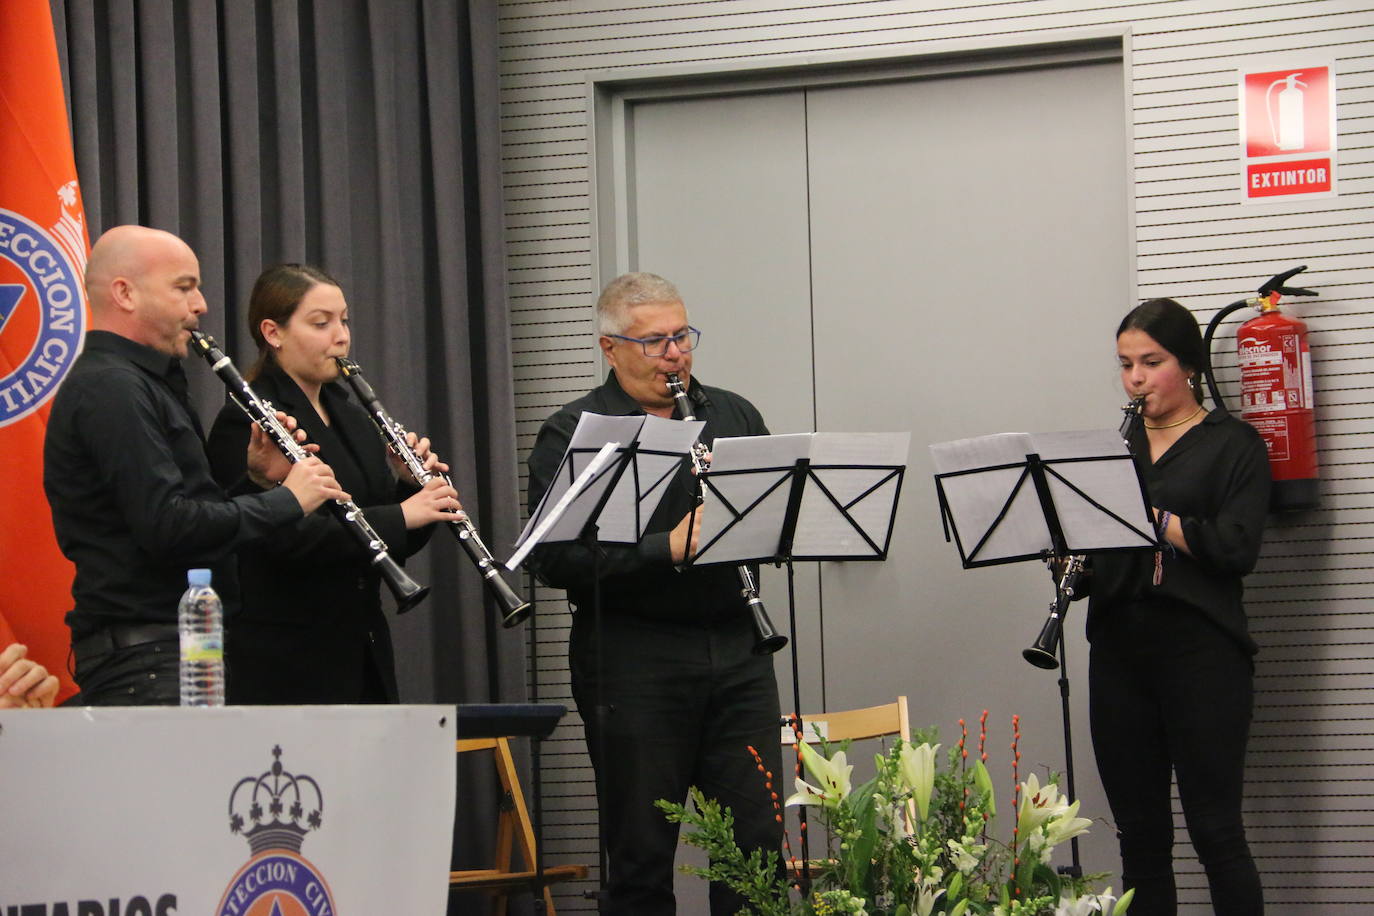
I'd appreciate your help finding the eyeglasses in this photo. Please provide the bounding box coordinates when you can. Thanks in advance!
[605,326,701,358]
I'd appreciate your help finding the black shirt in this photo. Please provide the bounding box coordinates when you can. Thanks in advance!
[43,330,302,634]
[204,364,429,613]
[1086,409,1271,654]
[204,363,429,704]
[525,370,769,623]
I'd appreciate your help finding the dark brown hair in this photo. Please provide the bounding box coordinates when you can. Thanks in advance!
[244,263,340,381]
[1117,297,1207,405]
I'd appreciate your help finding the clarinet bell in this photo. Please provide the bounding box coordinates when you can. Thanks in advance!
[377,554,430,614]
[493,575,532,628]
[748,596,788,655]
[1022,612,1063,669]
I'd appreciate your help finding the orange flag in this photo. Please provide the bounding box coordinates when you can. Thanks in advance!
[0,0,92,704]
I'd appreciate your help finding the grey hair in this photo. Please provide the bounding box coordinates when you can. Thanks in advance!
[596,272,684,335]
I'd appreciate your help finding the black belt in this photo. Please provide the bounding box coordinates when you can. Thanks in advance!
[72,621,180,658]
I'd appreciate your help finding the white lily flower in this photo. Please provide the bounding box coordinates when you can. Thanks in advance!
[1016,772,1071,839]
[1056,885,1129,916]
[915,876,944,916]
[899,741,940,822]
[785,739,853,809]
[1045,799,1093,847]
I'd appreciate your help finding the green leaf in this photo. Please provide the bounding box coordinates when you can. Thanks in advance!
[1032,863,1061,900]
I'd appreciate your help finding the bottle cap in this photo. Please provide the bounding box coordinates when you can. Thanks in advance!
[188,568,212,586]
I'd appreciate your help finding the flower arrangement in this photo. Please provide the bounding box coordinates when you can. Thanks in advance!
[657,712,1132,916]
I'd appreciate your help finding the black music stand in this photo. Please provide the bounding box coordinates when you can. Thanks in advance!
[931,429,1155,569]
[508,411,702,910]
[930,427,1156,874]
[688,431,909,885]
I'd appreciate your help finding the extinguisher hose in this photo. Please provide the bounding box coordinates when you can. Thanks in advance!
[1201,299,1255,413]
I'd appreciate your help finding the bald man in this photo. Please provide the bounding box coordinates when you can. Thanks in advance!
[44,226,347,706]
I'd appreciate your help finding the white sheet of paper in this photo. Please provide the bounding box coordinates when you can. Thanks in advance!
[696,431,908,563]
[930,428,1153,564]
[597,414,701,539]
[793,432,910,557]
[930,433,1046,562]
[1030,429,1152,551]
[510,413,647,565]
[696,433,813,563]
[508,412,706,568]
[507,440,622,570]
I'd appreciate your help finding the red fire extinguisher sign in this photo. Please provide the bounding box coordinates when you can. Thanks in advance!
[1239,62,1337,202]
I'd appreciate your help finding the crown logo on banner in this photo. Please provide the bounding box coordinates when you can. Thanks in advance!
[227,745,325,856]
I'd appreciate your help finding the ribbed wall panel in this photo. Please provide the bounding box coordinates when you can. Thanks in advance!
[499,2,1374,910]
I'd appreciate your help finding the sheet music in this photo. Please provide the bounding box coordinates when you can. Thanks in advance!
[509,412,704,567]
[698,434,812,561]
[930,428,1153,565]
[696,431,907,563]
[930,433,1047,561]
[1031,429,1152,550]
[507,441,621,570]
[794,432,910,557]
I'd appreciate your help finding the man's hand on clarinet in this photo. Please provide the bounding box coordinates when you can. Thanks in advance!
[246,411,320,488]
[281,457,350,514]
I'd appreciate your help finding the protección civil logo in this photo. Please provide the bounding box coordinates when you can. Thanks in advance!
[217,745,338,916]
[0,192,87,427]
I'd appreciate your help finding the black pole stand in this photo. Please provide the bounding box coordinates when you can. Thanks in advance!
[528,575,549,914]
[580,522,610,912]
[1055,613,1083,879]
[1026,456,1083,878]
[784,554,812,894]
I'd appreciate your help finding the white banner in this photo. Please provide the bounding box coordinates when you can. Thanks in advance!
[0,705,456,915]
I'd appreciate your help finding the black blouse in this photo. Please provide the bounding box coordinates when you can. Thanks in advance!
[1086,409,1272,654]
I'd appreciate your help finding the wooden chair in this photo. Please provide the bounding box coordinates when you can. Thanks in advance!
[782,696,912,876]
[783,695,911,745]
[448,736,589,915]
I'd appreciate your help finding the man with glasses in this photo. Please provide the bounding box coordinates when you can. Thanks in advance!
[526,272,781,915]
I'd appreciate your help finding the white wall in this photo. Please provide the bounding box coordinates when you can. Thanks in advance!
[499,2,1374,911]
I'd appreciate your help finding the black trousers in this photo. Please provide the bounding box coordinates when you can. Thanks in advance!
[1089,598,1263,915]
[73,636,181,706]
[571,609,783,915]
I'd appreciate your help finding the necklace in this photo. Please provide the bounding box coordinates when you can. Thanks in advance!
[1145,404,1205,430]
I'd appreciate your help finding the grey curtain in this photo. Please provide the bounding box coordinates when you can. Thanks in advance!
[51,0,524,895]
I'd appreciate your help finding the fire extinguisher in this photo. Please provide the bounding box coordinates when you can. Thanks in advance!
[1202,265,1320,512]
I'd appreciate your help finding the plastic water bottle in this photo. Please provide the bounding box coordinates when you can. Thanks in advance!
[178,568,225,706]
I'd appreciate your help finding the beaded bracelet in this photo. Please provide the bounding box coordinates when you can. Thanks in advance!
[1153,510,1175,586]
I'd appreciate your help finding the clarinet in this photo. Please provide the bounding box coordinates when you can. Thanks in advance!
[1023,396,1146,669]
[189,332,429,613]
[665,373,788,655]
[335,357,532,628]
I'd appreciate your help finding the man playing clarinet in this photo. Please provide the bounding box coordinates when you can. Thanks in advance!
[44,225,345,706]
[526,272,783,915]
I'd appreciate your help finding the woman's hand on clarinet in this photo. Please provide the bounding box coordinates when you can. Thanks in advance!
[386,431,451,479]
[410,432,450,474]
[401,477,464,529]
[247,411,320,488]
[670,506,702,564]
[281,457,350,514]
